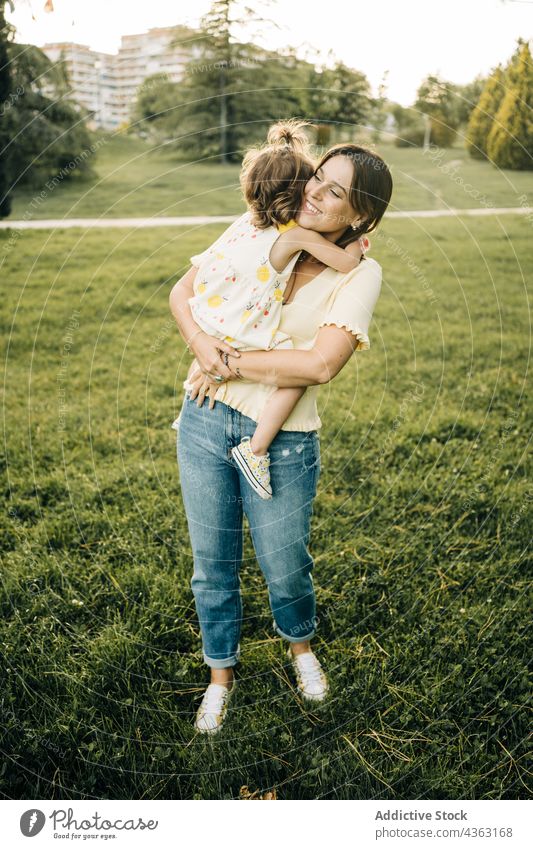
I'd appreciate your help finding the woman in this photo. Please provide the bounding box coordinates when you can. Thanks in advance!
[169,142,393,733]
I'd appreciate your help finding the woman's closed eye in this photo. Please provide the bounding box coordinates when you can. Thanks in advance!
[313,171,340,198]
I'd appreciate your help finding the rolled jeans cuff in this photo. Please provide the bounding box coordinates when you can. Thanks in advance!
[203,643,240,669]
[273,619,317,643]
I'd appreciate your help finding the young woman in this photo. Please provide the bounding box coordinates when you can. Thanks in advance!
[169,138,393,733]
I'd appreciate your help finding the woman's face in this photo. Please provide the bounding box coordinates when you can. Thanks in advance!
[296,155,362,237]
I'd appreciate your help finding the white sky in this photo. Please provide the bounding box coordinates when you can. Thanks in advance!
[7,0,532,105]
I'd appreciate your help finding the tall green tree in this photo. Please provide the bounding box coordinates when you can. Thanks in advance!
[487,41,533,170]
[6,42,96,188]
[164,1,311,162]
[170,0,291,163]
[0,0,13,218]
[466,65,506,159]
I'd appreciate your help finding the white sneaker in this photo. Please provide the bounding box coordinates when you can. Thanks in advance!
[194,681,234,734]
[287,647,329,702]
[231,436,272,500]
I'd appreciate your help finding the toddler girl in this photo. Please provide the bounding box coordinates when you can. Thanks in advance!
[176,121,369,499]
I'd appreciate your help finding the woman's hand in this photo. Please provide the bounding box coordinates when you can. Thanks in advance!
[190,332,240,381]
[187,367,224,410]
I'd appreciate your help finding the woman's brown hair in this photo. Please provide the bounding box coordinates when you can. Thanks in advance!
[316,144,393,249]
[240,120,315,228]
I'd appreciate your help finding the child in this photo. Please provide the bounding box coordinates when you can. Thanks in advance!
[178,121,369,500]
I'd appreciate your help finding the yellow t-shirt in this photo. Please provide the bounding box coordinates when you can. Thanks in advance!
[180,256,382,433]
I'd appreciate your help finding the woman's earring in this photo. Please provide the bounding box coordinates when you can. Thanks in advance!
[351,220,361,230]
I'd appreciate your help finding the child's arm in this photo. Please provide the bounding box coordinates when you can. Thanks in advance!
[270,225,363,274]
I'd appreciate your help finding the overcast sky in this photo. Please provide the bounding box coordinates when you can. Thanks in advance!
[7,0,532,105]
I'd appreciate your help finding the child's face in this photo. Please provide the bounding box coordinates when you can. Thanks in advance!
[297,155,361,236]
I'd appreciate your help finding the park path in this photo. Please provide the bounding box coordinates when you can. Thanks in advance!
[0,207,531,229]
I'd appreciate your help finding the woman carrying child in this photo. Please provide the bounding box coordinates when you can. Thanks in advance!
[169,120,392,733]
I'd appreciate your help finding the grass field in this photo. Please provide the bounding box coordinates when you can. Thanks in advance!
[1,206,530,799]
[8,132,533,221]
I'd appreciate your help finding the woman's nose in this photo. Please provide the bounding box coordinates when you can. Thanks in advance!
[309,185,325,202]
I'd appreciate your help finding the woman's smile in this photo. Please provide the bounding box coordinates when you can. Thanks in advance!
[303,199,322,216]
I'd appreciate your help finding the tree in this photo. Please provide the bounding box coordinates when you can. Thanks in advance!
[455,75,487,126]
[6,42,96,189]
[307,59,370,145]
[392,103,425,148]
[156,2,312,162]
[466,65,506,159]
[132,72,179,136]
[415,75,460,148]
[170,0,293,163]
[0,0,13,218]
[370,70,390,144]
[486,41,533,170]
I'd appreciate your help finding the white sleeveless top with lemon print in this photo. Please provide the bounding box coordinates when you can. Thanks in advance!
[187,211,300,353]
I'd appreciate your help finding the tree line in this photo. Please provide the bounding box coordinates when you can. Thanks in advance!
[0,0,531,219]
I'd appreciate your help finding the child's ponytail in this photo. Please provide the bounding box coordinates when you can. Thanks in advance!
[266,120,311,154]
[240,120,314,228]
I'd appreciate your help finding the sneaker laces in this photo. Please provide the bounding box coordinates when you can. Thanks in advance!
[256,453,270,471]
[199,683,229,715]
[294,652,324,685]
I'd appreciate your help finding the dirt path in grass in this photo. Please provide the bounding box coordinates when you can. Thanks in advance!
[1,207,532,230]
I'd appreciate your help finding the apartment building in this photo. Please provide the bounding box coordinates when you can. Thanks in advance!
[42,25,196,129]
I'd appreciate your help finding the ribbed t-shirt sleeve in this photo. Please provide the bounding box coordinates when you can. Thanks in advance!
[318,258,382,350]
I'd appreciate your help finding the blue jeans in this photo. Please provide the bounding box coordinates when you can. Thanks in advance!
[175,393,321,668]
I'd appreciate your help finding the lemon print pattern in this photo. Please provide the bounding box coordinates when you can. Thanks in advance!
[256,265,270,283]
[188,212,294,354]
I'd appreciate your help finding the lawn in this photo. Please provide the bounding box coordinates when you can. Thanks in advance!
[8,131,533,221]
[0,212,530,799]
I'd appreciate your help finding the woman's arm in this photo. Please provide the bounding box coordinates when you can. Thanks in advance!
[270,226,362,275]
[188,325,360,405]
[228,325,360,387]
[168,266,203,345]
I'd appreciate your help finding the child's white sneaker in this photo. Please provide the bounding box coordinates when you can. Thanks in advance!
[231,436,272,499]
[194,681,234,734]
[287,647,329,702]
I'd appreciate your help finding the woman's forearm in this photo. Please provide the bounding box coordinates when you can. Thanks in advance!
[168,267,203,345]
[231,348,323,387]
[229,325,361,388]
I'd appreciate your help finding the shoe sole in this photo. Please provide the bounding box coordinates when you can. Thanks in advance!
[231,445,272,499]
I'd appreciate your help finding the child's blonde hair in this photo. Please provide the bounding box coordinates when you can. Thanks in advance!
[240,120,315,228]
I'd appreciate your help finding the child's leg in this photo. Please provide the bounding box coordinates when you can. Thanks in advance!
[250,387,306,455]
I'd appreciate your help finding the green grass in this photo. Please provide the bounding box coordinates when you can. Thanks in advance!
[9,132,533,221]
[1,213,531,800]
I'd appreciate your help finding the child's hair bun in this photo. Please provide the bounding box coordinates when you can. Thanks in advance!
[266,119,310,153]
